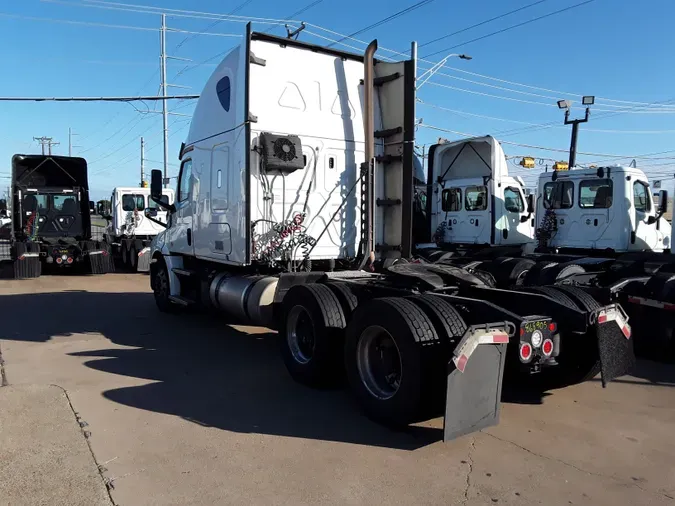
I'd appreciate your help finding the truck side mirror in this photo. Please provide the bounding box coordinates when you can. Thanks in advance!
[658,190,668,215]
[520,193,535,222]
[151,169,163,201]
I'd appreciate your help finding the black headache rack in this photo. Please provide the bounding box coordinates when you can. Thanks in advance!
[11,155,92,241]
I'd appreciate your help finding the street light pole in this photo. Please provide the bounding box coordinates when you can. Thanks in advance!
[416,52,472,90]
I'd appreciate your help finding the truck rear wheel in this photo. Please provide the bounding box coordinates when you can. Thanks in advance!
[533,286,602,385]
[476,257,535,288]
[280,284,346,388]
[344,297,439,427]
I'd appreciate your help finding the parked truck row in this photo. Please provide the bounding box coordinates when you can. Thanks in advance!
[414,135,674,361]
[139,27,636,441]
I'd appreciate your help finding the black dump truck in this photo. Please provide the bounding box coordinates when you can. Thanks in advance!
[0,154,114,279]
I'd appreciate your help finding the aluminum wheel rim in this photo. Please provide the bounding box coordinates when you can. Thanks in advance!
[356,325,402,400]
[287,305,316,365]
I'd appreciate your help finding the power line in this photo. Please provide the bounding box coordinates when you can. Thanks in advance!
[419,0,550,48]
[417,123,675,160]
[0,95,199,102]
[327,0,436,48]
[260,0,325,34]
[422,0,597,58]
[302,22,675,111]
[172,0,254,53]
[47,0,298,26]
[417,100,675,134]
[176,0,325,79]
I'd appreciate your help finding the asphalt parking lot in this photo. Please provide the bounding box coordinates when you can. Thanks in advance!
[1,273,674,506]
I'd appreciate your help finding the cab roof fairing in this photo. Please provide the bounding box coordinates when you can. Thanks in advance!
[432,135,510,184]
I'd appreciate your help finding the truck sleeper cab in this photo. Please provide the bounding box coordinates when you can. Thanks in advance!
[148,28,635,441]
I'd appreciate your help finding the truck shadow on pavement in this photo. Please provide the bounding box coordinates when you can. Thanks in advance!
[0,289,443,450]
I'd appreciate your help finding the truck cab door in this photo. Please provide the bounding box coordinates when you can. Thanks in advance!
[631,179,660,251]
[167,158,195,256]
[497,186,531,244]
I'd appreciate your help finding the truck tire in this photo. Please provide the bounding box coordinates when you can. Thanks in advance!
[129,244,138,271]
[344,297,439,427]
[520,286,578,309]
[541,263,586,285]
[477,257,535,288]
[407,294,467,345]
[12,242,41,279]
[325,282,358,321]
[280,284,346,388]
[152,259,179,314]
[543,285,602,384]
[522,261,558,286]
[643,272,675,300]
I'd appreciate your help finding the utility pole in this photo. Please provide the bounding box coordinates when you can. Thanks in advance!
[33,137,59,155]
[140,137,145,187]
[69,127,72,156]
[160,14,169,188]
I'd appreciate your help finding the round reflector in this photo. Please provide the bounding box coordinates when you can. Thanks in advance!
[519,343,532,362]
[67,257,73,264]
[56,257,63,264]
[542,339,553,356]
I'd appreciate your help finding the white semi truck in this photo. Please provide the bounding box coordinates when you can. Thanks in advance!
[103,187,174,272]
[418,136,674,360]
[146,26,635,440]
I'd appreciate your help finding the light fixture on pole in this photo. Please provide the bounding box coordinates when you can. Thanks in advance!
[558,95,594,169]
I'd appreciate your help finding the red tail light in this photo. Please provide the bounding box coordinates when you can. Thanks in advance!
[56,257,63,264]
[548,322,557,332]
[67,257,73,264]
[542,339,553,356]
[519,343,533,362]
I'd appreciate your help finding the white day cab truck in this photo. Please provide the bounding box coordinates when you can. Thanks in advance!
[417,135,674,361]
[146,26,635,440]
[103,187,174,272]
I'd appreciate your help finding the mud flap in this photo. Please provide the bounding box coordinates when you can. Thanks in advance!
[595,305,635,387]
[137,247,151,273]
[443,324,512,442]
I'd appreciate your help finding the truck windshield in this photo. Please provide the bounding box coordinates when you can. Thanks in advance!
[122,194,145,211]
[53,194,79,213]
[543,181,574,209]
[148,195,170,209]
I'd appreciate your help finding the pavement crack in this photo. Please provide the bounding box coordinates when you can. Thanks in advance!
[461,436,476,505]
[51,384,117,506]
[483,431,673,501]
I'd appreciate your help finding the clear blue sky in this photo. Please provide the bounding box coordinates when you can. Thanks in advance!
[1,0,674,201]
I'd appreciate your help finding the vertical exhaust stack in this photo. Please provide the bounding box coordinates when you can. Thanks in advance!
[359,40,377,270]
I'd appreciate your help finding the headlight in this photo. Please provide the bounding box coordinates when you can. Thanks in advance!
[531,330,543,348]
